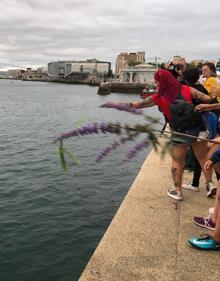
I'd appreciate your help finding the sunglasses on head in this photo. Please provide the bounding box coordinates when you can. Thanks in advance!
[168,63,182,71]
[175,65,182,71]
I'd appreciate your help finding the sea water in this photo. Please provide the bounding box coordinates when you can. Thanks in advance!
[0,79,163,281]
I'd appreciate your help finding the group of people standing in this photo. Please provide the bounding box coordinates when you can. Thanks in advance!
[105,57,220,250]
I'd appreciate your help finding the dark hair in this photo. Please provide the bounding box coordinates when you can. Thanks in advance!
[183,67,200,84]
[203,62,216,76]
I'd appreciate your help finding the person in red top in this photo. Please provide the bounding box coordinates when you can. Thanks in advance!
[138,70,192,122]
[150,84,191,122]
[105,69,213,200]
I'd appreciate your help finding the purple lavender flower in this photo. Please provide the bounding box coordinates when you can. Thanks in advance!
[54,122,121,143]
[111,141,120,149]
[99,122,109,133]
[96,141,121,162]
[53,129,79,143]
[90,123,98,134]
[96,147,111,162]
[100,102,143,115]
[123,141,149,162]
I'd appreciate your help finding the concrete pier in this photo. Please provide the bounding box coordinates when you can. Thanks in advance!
[97,82,146,95]
[79,143,220,280]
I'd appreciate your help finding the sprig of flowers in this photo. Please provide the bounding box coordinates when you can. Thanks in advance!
[55,101,220,172]
[96,141,120,162]
[54,101,170,171]
[55,119,163,171]
[122,141,150,162]
[100,102,143,115]
[54,122,121,143]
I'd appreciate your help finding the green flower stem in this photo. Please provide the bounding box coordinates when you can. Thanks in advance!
[110,124,220,145]
[158,129,220,145]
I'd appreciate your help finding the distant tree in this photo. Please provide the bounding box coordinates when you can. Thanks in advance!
[158,63,166,69]
[186,62,195,68]
[127,61,142,67]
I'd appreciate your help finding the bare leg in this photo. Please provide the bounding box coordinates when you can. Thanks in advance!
[210,179,220,224]
[205,138,220,241]
[171,143,188,193]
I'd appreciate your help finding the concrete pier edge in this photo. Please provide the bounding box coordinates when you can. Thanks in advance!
[79,144,220,281]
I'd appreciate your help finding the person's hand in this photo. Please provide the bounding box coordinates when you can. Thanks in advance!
[211,86,220,97]
[204,160,213,171]
[195,104,210,112]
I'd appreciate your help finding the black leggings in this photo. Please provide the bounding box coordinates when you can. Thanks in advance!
[192,156,202,187]
[192,153,220,187]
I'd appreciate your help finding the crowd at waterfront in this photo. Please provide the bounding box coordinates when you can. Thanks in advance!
[2,57,220,281]
[101,58,220,251]
[5,56,220,251]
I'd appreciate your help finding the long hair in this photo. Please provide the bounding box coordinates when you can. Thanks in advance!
[154,69,181,103]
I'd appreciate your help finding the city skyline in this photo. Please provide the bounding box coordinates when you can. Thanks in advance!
[1,0,220,71]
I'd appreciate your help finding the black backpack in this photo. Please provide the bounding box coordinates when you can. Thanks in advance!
[169,88,199,133]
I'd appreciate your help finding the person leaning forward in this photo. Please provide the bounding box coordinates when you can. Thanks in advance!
[105,69,214,201]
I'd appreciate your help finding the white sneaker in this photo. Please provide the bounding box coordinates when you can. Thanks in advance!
[206,182,217,197]
[182,183,199,192]
[197,130,209,142]
[167,188,183,201]
[209,207,214,215]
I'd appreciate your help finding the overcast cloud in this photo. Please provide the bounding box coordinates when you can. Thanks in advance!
[1,0,220,70]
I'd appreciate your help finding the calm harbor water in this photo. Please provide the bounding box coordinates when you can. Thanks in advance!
[0,79,163,281]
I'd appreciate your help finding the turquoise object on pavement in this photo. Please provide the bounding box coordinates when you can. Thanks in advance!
[188,234,220,250]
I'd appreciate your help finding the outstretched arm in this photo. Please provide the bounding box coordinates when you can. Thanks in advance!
[190,87,211,103]
[129,96,156,109]
[102,96,156,110]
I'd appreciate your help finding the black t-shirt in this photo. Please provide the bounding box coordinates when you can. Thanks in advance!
[188,83,208,105]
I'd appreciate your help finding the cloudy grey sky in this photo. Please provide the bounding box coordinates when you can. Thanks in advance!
[1,0,220,70]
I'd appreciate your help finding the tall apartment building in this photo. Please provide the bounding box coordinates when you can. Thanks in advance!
[115,51,145,76]
[136,52,145,63]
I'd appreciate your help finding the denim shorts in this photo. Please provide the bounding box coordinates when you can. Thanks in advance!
[170,133,195,145]
[170,127,200,145]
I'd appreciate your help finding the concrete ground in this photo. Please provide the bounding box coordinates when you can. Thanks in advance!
[79,143,220,281]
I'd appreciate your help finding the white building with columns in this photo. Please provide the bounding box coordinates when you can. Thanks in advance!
[119,63,157,83]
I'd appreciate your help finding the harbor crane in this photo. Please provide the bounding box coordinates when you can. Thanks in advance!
[145,56,161,67]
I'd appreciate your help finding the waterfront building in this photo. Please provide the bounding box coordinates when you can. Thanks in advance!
[119,63,157,84]
[115,52,145,76]
[6,67,48,80]
[0,71,7,79]
[47,59,111,83]
[6,69,25,79]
